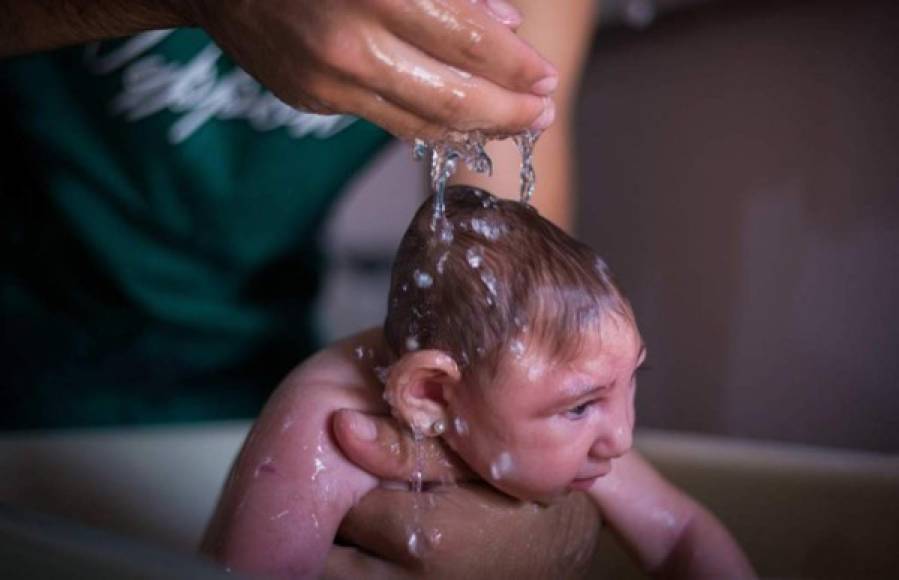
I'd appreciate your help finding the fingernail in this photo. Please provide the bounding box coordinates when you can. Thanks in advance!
[531,97,556,131]
[531,75,558,96]
[348,412,378,441]
[486,0,522,27]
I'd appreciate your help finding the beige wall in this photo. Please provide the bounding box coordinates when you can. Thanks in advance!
[577,0,899,451]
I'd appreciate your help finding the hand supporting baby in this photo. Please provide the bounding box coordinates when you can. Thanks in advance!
[326,410,600,580]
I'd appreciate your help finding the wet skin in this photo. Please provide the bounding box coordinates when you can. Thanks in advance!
[201,328,602,579]
[183,0,558,140]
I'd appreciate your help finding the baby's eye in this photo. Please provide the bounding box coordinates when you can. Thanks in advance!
[564,401,594,420]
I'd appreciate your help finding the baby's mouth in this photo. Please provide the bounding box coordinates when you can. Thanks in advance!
[569,463,612,489]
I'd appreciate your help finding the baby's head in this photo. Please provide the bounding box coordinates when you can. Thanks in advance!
[383,186,645,501]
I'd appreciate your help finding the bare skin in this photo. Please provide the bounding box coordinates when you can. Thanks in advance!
[201,328,600,579]
[0,0,557,139]
[205,326,755,579]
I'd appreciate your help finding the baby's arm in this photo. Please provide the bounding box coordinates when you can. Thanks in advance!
[590,450,756,580]
[202,353,380,579]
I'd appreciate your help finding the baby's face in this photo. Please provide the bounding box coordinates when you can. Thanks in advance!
[445,316,644,502]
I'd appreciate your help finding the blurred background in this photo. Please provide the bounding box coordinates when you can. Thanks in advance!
[320,0,899,454]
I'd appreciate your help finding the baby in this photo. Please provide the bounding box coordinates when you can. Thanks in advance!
[204,186,755,579]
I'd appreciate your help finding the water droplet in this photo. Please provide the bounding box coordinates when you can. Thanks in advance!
[470,216,505,240]
[480,269,498,298]
[353,345,365,360]
[510,339,525,359]
[406,335,420,351]
[513,131,540,204]
[436,251,449,275]
[490,451,515,481]
[466,246,483,269]
[271,510,290,521]
[413,269,433,289]
[374,366,390,384]
[412,138,428,160]
[453,415,469,436]
[312,457,326,480]
[407,530,423,557]
[428,528,443,546]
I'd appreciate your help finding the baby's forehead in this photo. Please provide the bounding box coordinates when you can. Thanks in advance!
[487,315,641,375]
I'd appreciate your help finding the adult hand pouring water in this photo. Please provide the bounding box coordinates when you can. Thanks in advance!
[2,0,557,139]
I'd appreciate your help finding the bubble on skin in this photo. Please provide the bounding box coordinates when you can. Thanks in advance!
[414,269,434,289]
[490,451,515,481]
[270,510,290,521]
[406,335,420,351]
[453,415,469,436]
[436,251,449,275]
[466,246,483,269]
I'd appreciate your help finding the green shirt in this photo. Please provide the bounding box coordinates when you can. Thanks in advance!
[0,29,392,429]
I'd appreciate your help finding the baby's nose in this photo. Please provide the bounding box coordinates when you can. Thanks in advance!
[591,420,633,460]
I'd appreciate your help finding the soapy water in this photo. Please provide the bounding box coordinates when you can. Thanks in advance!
[414,129,540,218]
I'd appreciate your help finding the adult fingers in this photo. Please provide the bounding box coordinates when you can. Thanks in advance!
[332,409,473,482]
[356,30,554,134]
[338,484,602,579]
[323,545,413,580]
[379,0,557,96]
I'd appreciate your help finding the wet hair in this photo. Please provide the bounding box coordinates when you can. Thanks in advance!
[384,186,633,382]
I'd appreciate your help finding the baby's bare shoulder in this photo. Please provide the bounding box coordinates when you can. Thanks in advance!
[267,328,388,421]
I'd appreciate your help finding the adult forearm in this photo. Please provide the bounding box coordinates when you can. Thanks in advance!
[0,0,191,58]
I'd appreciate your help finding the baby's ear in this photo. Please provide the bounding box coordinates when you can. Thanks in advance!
[385,350,460,437]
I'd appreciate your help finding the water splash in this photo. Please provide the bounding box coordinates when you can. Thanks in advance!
[513,131,539,204]
[414,130,542,217]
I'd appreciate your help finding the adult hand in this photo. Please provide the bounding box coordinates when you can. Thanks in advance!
[326,410,601,579]
[183,0,558,140]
